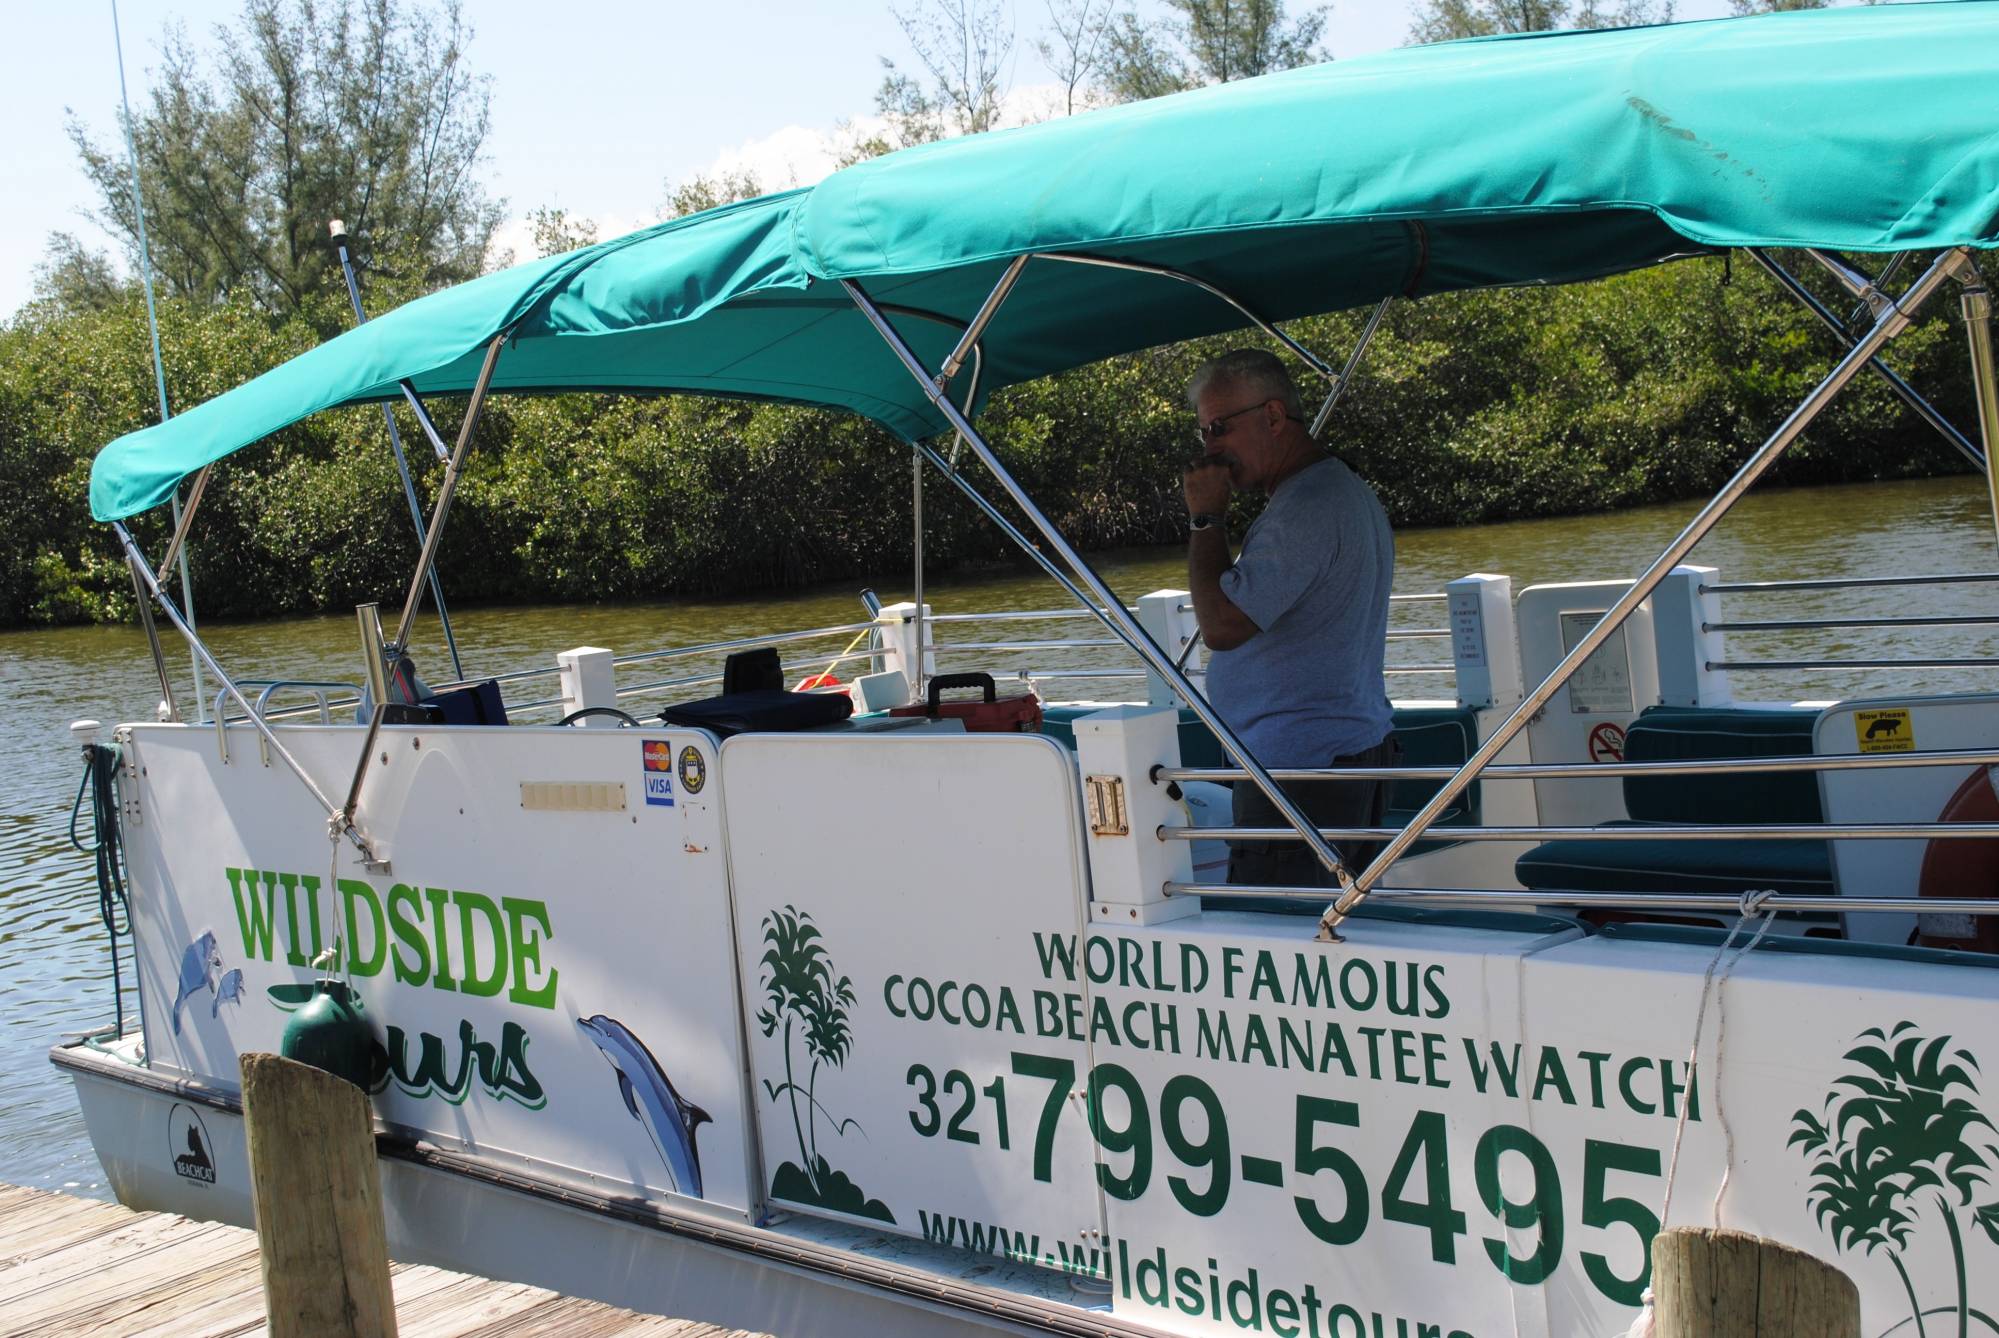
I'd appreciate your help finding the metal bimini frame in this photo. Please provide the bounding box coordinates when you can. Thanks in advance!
[331,221,466,681]
[109,329,513,869]
[844,245,1994,941]
[844,262,1401,890]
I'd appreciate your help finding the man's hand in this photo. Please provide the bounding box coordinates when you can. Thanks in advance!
[1183,456,1259,652]
[1183,456,1233,516]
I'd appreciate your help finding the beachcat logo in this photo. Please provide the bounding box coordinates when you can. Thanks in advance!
[169,1103,216,1185]
[642,740,675,807]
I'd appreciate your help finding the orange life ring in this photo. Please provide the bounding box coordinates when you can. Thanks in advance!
[1915,766,1999,952]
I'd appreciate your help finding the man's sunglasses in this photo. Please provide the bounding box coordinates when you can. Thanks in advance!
[1196,399,1300,445]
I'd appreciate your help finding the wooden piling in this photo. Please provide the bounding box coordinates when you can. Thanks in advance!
[241,1051,399,1338]
[1651,1226,1859,1338]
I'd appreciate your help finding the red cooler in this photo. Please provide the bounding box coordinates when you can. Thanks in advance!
[890,672,1043,733]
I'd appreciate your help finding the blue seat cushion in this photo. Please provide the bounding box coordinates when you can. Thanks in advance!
[1515,821,1833,896]
[1622,705,1822,824]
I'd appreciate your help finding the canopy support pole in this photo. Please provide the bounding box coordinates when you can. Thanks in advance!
[908,439,1146,657]
[126,554,178,722]
[940,256,1027,388]
[332,224,465,681]
[845,276,1353,890]
[1310,297,1393,437]
[1951,255,1999,555]
[156,464,213,589]
[1035,252,1341,381]
[1745,249,1983,469]
[911,451,926,699]
[112,522,381,865]
[1319,245,1969,940]
[389,334,505,654]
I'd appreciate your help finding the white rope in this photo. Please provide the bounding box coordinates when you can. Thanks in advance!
[1624,890,1776,1338]
[1710,889,1777,1228]
[1657,890,1778,1237]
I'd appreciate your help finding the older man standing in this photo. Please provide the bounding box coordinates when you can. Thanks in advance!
[1181,348,1396,887]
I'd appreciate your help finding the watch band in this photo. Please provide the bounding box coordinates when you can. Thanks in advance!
[1188,512,1225,532]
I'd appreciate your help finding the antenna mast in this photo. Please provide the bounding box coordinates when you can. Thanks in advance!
[112,0,205,720]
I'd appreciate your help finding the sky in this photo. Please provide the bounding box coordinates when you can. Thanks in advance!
[1,0,1746,318]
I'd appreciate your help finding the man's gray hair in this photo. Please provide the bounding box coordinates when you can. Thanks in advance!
[1187,348,1305,420]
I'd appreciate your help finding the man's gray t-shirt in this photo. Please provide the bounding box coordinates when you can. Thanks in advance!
[1208,456,1394,766]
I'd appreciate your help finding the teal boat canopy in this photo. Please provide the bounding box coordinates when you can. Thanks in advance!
[91,2,1999,521]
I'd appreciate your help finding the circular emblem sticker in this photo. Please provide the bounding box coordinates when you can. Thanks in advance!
[677,745,707,795]
[1588,721,1626,763]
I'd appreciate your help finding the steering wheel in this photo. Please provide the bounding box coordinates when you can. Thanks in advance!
[556,706,643,728]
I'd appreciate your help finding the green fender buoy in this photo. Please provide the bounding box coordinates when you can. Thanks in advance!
[279,979,375,1090]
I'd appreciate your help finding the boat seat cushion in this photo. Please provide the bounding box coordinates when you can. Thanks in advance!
[1621,705,1823,825]
[1515,820,1835,896]
[1516,705,1828,897]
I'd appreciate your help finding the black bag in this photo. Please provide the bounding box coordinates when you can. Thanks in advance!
[658,689,851,737]
[422,679,508,726]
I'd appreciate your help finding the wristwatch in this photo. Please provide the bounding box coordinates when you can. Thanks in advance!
[1188,512,1225,532]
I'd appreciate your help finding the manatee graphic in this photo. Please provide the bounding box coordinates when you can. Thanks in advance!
[210,968,245,1018]
[577,1015,711,1198]
[171,932,221,1035]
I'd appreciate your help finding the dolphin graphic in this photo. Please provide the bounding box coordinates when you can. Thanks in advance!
[577,1015,710,1198]
[171,932,221,1035]
[211,968,246,1018]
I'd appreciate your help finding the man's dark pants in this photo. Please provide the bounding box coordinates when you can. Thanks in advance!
[1226,735,1398,887]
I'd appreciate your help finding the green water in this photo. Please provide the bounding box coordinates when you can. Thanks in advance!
[3,475,1995,1196]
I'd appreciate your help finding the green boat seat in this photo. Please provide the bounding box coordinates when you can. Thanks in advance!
[1515,705,1831,902]
[1040,704,1482,833]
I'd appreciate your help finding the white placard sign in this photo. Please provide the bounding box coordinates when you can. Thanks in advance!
[1558,610,1635,714]
[1448,589,1488,670]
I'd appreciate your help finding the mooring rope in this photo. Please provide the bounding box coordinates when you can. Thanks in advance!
[68,743,132,1034]
[1624,888,1777,1338]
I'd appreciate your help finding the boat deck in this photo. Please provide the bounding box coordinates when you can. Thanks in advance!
[0,1183,772,1337]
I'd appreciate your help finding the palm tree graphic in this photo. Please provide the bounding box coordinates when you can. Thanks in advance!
[755,905,889,1220]
[1791,1022,1999,1337]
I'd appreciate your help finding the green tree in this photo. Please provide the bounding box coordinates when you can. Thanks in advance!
[1791,1022,1999,1338]
[1099,0,1328,101]
[663,167,766,220]
[69,0,502,314]
[1408,0,1673,43]
[755,906,863,1195]
[523,206,598,259]
[31,233,129,316]
[864,0,1016,161]
[1036,0,1119,114]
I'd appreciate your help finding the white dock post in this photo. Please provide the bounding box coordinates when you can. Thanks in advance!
[556,646,619,724]
[1654,565,1731,707]
[1136,590,1202,707]
[1447,574,1521,710]
[1072,706,1199,925]
[874,602,934,695]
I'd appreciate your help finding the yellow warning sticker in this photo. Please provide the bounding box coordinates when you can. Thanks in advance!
[1855,708,1914,753]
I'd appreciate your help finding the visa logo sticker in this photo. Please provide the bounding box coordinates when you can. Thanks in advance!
[641,741,675,807]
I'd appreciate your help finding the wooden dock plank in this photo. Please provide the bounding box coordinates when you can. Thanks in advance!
[0,1186,775,1337]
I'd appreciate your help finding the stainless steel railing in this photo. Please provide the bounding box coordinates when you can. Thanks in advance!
[1162,821,1999,843]
[1697,570,1999,674]
[1158,745,1999,784]
[1170,884,1999,918]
